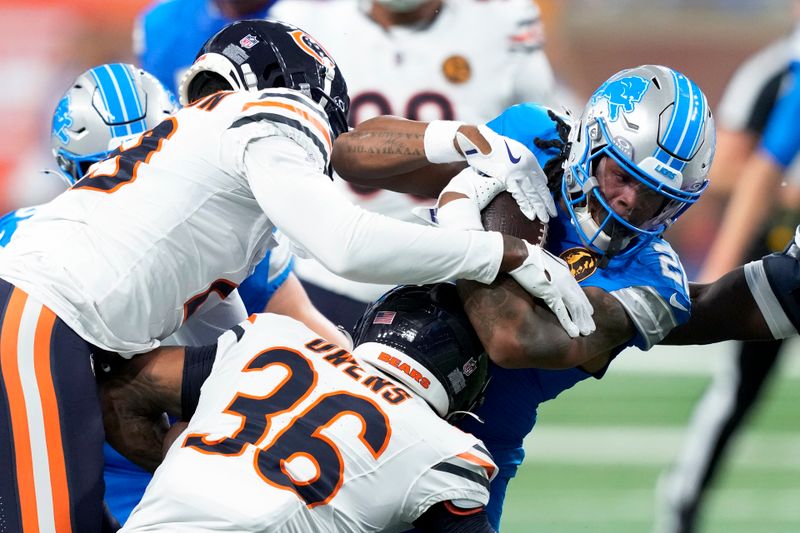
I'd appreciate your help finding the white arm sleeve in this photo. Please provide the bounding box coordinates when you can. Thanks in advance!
[243,136,504,285]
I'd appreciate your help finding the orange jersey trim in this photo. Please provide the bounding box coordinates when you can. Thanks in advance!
[444,500,484,516]
[243,100,332,153]
[457,451,496,478]
[0,288,39,531]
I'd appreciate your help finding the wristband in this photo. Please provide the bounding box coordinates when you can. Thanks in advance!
[423,120,466,163]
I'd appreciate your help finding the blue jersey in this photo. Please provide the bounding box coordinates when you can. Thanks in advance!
[135,0,279,94]
[238,234,295,315]
[458,103,692,530]
[760,60,800,168]
[0,203,291,524]
[0,207,36,246]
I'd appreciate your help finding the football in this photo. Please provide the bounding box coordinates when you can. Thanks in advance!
[480,191,548,246]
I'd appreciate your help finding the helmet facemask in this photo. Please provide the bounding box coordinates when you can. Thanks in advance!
[562,65,715,258]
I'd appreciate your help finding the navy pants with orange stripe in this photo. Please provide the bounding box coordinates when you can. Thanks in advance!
[0,279,107,532]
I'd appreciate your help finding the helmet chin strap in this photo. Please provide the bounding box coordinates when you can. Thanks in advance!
[575,206,611,252]
[574,196,633,263]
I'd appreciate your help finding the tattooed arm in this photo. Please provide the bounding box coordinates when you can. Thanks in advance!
[97,347,185,472]
[331,115,476,198]
[456,276,634,371]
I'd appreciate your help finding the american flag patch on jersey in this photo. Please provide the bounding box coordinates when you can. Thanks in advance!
[373,311,396,325]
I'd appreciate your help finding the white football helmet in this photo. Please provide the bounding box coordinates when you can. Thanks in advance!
[563,65,716,257]
[51,63,177,185]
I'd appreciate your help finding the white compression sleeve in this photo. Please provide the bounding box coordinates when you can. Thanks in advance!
[243,136,504,285]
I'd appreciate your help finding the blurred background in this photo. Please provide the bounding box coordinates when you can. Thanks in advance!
[0,0,796,531]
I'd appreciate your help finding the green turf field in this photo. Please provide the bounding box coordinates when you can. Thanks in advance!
[499,351,800,533]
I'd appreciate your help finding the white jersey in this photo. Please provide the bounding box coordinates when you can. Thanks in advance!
[122,314,495,532]
[0,89,503,355]
[273,0,558,301]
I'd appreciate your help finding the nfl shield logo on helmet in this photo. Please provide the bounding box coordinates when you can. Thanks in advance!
[239,34,259,49]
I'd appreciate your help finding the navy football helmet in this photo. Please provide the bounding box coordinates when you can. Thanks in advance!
[352,283,489,419]
[563,65,715,257]
[179,19,350,138]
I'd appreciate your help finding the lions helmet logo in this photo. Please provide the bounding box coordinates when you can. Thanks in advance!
[591,75,650,121]
[52,94,73,144]
[559,247,598,282]
[289,29,336,69]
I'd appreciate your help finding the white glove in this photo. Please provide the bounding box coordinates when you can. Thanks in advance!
[509,242,595,337]
[456,124,556,223]
[435,167,504,230]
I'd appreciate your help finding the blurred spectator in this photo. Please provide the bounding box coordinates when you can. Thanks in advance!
[272,0,563,331]
[655,6,800,532]
[134,0,280,93]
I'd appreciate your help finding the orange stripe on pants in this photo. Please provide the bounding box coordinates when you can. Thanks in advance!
[34,306,72,532]
[0,288,39,531]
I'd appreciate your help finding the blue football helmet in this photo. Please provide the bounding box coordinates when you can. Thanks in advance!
[51,63,177,185]
[352,283,488,420]
[563,65,716,257]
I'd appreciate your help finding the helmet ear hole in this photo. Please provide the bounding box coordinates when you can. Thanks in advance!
[188,71,233,103]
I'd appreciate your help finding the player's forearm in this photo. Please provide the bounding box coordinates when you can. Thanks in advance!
[456,278,628,369]
[98,348,184,470]
[105,410,169,472]
[332,116,431,179]
[332,116,470,197]
[661,267,773,344]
